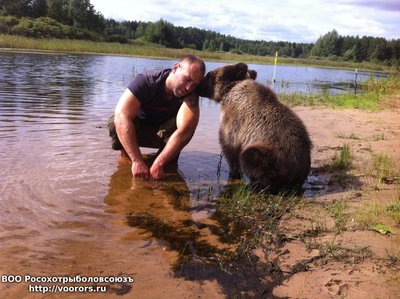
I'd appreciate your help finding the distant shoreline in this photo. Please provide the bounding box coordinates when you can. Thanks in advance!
[0,34,392,73]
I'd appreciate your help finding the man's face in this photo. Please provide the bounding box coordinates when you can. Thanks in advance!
[172,62,203,98]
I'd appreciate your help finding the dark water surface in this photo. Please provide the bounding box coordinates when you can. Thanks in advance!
[0,51,383,292]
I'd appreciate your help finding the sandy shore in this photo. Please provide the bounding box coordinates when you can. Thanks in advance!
[270,103,400,298]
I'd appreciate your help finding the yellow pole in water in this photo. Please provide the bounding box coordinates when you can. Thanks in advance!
[354,68,358,94]
[272,51,278,83]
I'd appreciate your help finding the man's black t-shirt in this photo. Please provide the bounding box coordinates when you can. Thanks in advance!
[128,69,183,126]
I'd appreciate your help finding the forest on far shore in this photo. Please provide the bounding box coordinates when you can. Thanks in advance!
[1,0,399,68]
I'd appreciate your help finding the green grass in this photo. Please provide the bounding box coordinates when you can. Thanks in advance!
[371,133,386,141]
[365,75,400,94]
[389,186,400,225]
[373,154,395,179]
[328,199,350,233]
[387,199,400,225]
[326,93,383,110]
[355,155,399,226]
[216,183,299,245]
[371,153,399,188]
[280,73,400,110]
[356,200,400,228]
[355,201,384,227]
[335,132,361,140]
[281,91,385,110]
[332,143,353,170]
[356,186,400,228]
[0,34,192,58]
[327,144,354,187]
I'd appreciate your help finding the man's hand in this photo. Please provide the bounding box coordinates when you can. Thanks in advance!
[131,160,150,179]
[148,97,199,180]
[150,161,165,180]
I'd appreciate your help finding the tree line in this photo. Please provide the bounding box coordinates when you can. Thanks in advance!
[1,0,399,67]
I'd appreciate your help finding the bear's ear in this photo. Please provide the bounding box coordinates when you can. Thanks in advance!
[224,63,249,81]
[248,70,257,80]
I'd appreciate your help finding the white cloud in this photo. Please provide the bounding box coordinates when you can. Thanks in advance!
[91,0,400,42]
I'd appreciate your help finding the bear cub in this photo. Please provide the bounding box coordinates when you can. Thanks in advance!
[197,63,311,193]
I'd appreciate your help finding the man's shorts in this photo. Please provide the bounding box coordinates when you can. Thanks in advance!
[107,114,177,150]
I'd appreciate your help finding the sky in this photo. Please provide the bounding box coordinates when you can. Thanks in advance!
[91,0,400,43]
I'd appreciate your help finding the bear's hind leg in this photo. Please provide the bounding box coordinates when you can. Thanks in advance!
[239,144,278,189]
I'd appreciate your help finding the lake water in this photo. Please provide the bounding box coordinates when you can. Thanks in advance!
[0,51,385,295]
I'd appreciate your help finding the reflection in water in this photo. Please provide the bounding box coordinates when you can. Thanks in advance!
[104,155,189,219]
[1,53,94,118]
[103,152,228,240]
[103,154,234,276]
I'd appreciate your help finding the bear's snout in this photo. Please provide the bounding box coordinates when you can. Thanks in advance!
[196,81,207,97]
[196,72,215,98]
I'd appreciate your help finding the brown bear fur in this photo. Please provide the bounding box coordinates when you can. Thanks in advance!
[197,63,311,193]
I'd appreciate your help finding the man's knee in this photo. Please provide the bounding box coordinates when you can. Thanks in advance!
[107,114,177,151]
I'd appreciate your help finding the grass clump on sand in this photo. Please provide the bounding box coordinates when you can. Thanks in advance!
[332,143,353,170]
[327,199,350,233]
[356,187,400,229]
[371,153,397,187]
[216,184,300,251]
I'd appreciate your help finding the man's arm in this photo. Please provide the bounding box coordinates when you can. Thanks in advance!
[114,89,150,179]
[150,94,200,179]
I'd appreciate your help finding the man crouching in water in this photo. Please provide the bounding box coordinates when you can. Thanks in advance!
[108,55,205,180]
